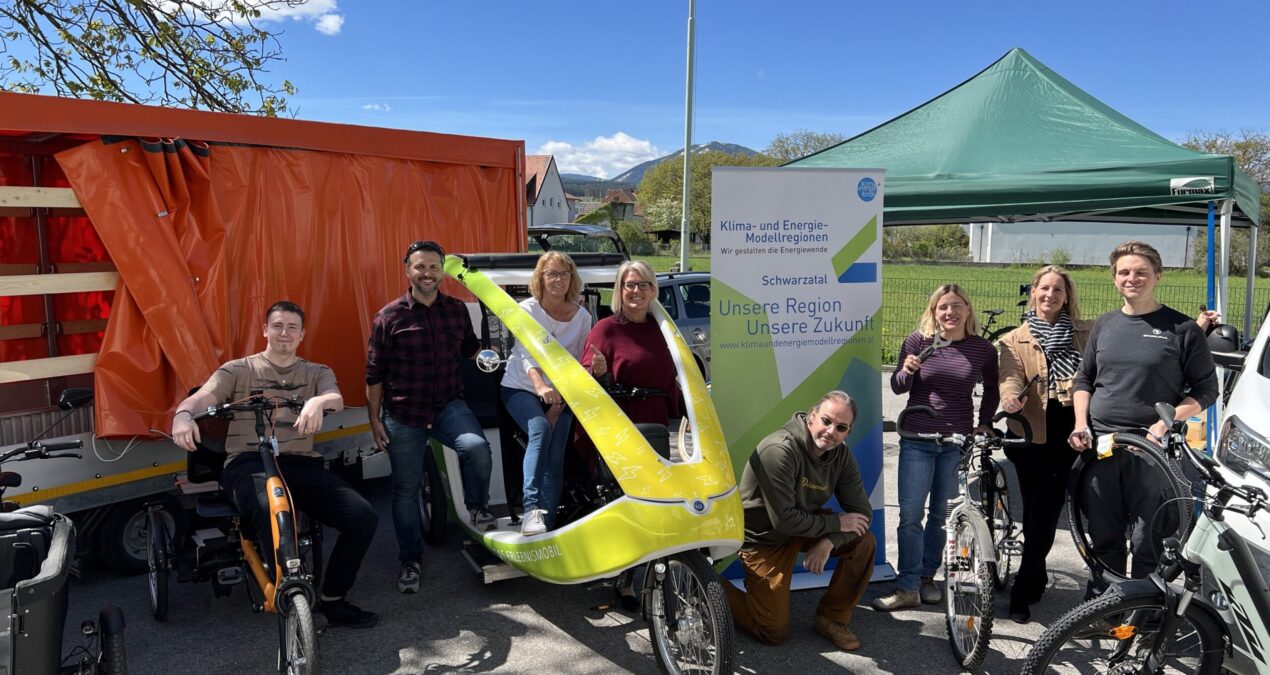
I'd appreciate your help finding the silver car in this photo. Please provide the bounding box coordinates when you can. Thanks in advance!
[657,272,711,382]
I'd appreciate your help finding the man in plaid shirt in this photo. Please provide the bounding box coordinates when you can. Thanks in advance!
[365,240,495,594]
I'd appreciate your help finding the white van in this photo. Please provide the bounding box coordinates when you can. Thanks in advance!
[1212,307,1270,574]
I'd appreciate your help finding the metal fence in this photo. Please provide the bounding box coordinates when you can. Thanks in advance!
[881,275,1270,363]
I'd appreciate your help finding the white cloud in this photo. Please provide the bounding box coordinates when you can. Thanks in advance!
[538,132,661,179]
[362,103,391,112]
[177,1,344,36]
[313,13,344,35]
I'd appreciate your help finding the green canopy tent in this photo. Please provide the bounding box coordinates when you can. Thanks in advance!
[792,47,1262,333]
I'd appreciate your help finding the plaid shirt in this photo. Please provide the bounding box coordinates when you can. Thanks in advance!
[365,290,478,428]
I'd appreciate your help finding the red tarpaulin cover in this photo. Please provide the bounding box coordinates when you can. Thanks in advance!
[55,139,523,437]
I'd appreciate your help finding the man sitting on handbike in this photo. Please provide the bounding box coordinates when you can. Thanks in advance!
[171,300,379,629]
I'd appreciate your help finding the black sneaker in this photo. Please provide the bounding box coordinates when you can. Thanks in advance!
[317,599,377,629]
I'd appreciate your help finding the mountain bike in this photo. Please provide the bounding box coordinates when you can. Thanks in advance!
[147,394,322,675]
[895,406,1029,670]
[1064,425,1195,589]
[978,283,1032,343]
[1022,402,1270,674]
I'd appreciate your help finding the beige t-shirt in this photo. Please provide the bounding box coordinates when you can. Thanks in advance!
[203,354,339,461]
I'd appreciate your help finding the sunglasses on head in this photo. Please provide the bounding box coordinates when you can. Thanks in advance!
[406,240,445,258]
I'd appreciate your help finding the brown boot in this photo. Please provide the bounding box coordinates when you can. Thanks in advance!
[813,615,861,651]
[871,589,920,611]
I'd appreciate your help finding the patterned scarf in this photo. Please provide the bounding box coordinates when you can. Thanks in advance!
[1025,309,1081,383]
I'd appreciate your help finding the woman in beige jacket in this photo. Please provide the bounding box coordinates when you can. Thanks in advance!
[996,265,1091,624]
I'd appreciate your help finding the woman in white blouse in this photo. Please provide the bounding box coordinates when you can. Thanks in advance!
[499,252,594,536]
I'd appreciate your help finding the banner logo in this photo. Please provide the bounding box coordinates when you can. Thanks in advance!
[857,177,878,202]
[1169,176,1215,196]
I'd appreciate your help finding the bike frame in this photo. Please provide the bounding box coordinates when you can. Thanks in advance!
[1180,491,1270,672]
[222,399,314,615]
[945,438,1002,571]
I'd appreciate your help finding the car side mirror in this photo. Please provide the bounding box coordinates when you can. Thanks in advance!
[58,387,94,410]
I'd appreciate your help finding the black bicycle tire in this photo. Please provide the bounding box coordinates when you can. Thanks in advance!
[647,551,735,675]
[421,448,449,545]
[1066,433,1195,585]
[146,509,170,622]
[1020,588,1224,674]
[97,605,128,675]
[979,459,1015,591]
[944,513,994,670]
[280,591,317,675]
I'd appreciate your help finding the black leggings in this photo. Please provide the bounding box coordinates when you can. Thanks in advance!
[1004,400,1077,607]
[222,454,378,599]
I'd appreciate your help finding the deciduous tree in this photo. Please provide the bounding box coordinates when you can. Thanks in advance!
[1182,129,1270,275]
[637,150,778,242]
[763,129,846,163]
[0,0,303,115]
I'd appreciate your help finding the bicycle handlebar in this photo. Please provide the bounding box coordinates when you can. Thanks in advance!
[895,405,1031,448]
[0,439,85,464]
[195,394,317,421]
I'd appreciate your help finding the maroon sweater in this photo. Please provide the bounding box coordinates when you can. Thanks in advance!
[582,314,681,424]
[891,331,999,435]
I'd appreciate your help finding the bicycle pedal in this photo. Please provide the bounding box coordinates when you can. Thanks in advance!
[1000,539,1024,555]
[216,566,245,586]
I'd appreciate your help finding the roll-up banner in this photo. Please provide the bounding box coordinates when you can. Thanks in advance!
[712,166,893,586]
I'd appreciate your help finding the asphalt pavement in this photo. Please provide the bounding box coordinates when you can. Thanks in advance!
[63,374,1093,674]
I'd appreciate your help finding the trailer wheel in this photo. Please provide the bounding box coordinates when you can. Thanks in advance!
[99,499,186,575]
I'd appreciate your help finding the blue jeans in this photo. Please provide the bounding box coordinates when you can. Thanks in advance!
[896,438,960,592]
[501,386,572,528]
[382,400,491,564]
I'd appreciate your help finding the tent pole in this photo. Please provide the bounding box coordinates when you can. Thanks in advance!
[1206,201,1216,311]
[1247,223,1259,337]
[1219,199,1233,322]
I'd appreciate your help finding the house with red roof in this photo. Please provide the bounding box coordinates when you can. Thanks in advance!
[525,154,569,226]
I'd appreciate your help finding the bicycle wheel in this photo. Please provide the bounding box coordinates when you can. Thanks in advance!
[420,448,449,545]
[1020,588,1224,674]
[945,513,994,670]
[647,552,735,675]
[278,591,317,675]
[1066,434,1194,585]
[145,508,170,622]
[978,459,1016,591]
[98,605,128,675]
[987,326,1016,344]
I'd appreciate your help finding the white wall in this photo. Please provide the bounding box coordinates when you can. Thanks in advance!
[528,160,570,226]
[968,222,1197,267]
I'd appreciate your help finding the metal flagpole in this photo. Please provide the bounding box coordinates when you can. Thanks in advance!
[680,0,696,273]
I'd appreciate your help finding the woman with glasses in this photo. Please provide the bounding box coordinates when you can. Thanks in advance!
[500,252,591,536]
[581,260,681,428]
[874,284,999,612]
[581,260,680,610]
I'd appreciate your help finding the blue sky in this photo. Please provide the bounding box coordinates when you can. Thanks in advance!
[253,0,1266,179]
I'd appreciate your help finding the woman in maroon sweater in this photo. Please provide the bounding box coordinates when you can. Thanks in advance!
[582,260,681,425]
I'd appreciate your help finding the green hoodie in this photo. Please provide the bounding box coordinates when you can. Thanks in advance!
[738,411,872,550]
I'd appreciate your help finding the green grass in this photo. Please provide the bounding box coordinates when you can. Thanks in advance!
[633,254,1270,363]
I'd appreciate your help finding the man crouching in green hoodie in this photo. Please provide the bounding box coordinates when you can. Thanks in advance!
[723,390,876,652]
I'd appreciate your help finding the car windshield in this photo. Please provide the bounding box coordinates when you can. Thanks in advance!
[529,232,621,256]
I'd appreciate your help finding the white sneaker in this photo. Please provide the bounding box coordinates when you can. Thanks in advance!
[520,509,547,536]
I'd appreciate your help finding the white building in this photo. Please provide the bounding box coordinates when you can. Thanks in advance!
[968,222,1200,267]
[525,155,569,226]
